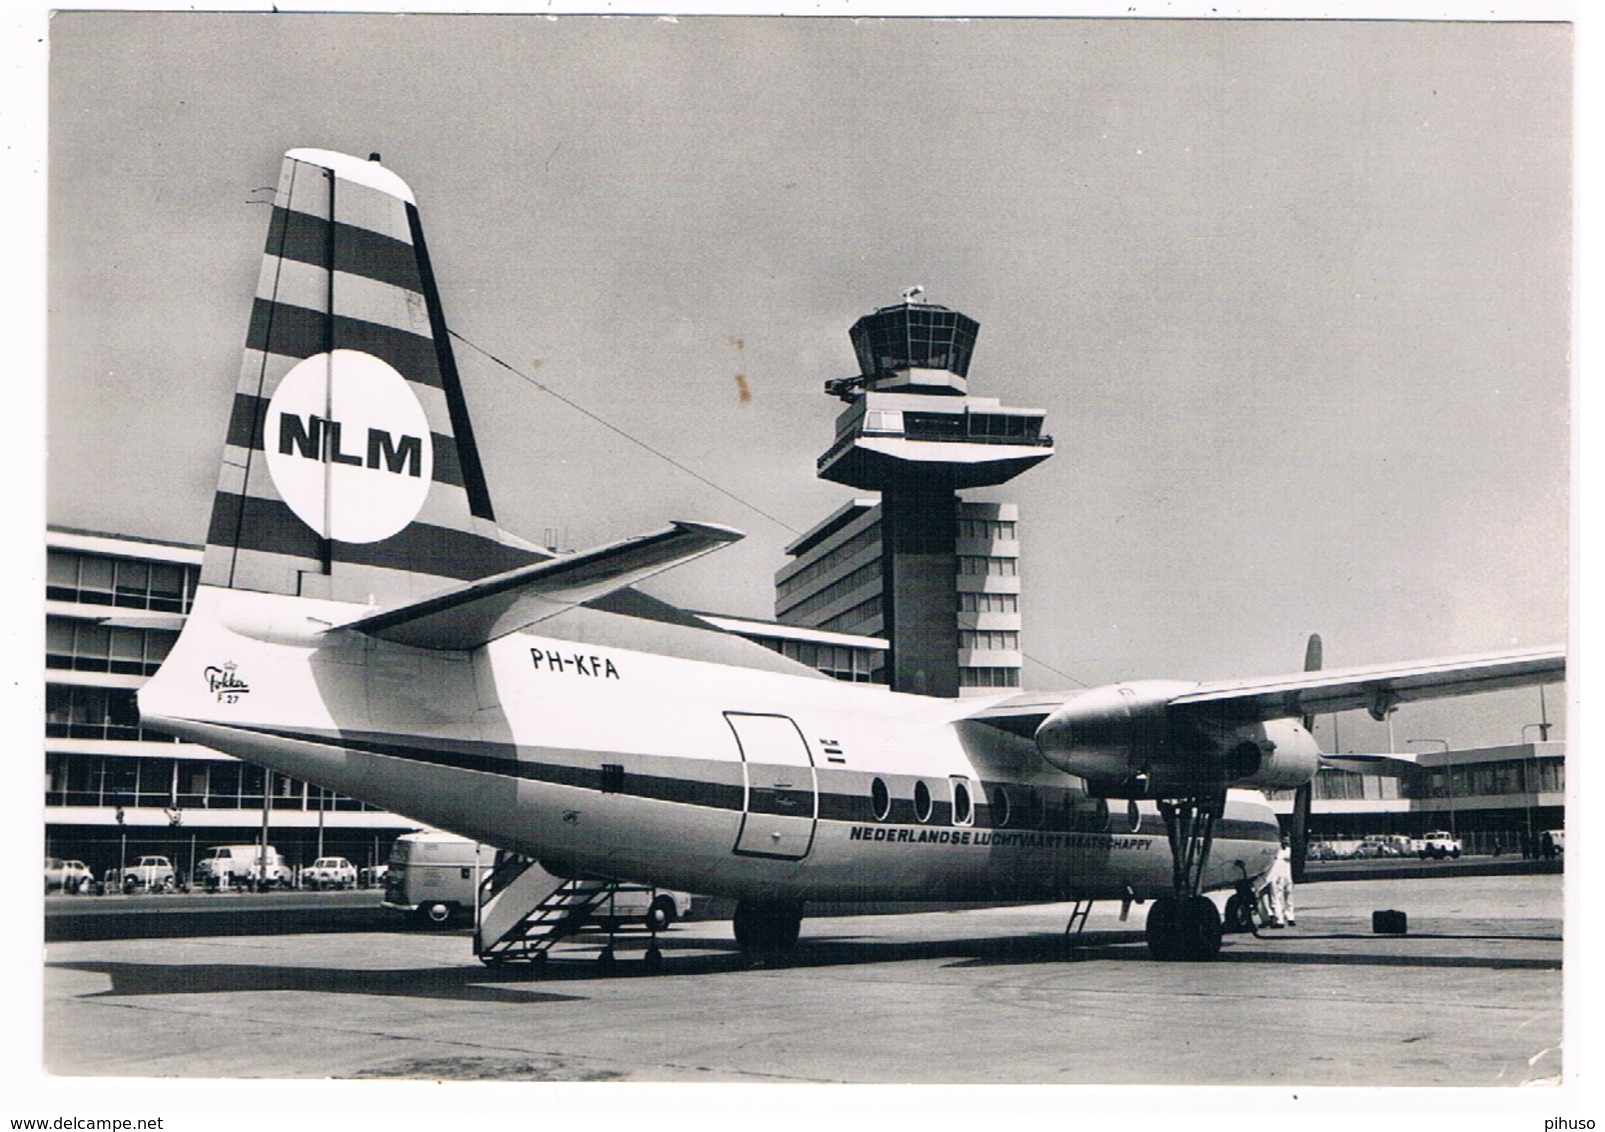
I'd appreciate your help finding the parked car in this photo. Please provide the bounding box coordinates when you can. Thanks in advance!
[1415,830,1463,860]
[359,863,388,889]
[302,856,358,890]
[1539,829,1564,859]
[111,856,177,893]
[44,858,95,894]
[194,844,292,890]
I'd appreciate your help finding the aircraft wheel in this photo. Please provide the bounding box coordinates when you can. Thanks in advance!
[597,946,616,974]
[1145,897,1183,960]
[732,899,803,952]
[643,946,664,974]
[645,895,677,933]
[1223,891,1256,934]
[1180,896,1223,959]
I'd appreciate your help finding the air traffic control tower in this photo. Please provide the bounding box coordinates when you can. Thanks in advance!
[806,295,1054,697]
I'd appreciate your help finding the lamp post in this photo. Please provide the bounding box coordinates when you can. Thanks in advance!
[1520,724,1546,849]
[1408,739,1454,839]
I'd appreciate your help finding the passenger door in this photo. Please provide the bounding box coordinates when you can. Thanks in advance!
[727,712,818,860]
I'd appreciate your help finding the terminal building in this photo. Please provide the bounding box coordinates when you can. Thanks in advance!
[1267,740,1566,857]
[46,528,411,879]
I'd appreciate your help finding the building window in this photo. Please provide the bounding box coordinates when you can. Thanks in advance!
[959,630,1020,652]
[959,592,1019,615]
[960,666,1020,688]
[46,550,195,613]
[957,556,1017,578]
[46,618,177,677]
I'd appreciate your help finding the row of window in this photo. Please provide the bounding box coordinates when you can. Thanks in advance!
[956,518,1017,541]
[47,550,196,613]
[45,684,175,743]
[44,752,375,812]
[815,595,883,636]
[47,619,177,677]
[1272,759,1567,803]
[776,560,883,622]
[958,556,1017,577]
[864,776,1127,833]
[776,525,882,602]
[959,629,1020,652]
[770,638,884,683]
[959,592,1019,614]
[960,666,1021,688]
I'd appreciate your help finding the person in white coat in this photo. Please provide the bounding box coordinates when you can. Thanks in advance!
[1259,836,1296,928]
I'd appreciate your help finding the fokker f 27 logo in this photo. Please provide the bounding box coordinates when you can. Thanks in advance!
[263,349,435,544]
[203,662,250,704]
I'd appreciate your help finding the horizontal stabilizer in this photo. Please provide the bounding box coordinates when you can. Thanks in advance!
[334,521,743,649]
[1318,752,1423,775]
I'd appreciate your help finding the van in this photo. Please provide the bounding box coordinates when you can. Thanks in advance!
[381,830,495,924]
[194,844,291,890]
[381,830,693,930]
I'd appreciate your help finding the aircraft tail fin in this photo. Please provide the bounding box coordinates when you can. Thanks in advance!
[202,148,545,604]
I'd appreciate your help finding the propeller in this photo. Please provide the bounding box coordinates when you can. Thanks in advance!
[1290,633,1321,882]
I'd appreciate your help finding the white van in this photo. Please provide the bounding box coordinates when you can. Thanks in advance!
[194,844,291,889]
[381,830,495,924]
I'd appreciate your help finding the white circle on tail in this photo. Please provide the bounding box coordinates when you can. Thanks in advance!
[263,350,434,544]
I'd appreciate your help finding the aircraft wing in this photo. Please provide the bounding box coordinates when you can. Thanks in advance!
[333,521,743,649]
[969,645,1564,736]
[1169,646,1564,721]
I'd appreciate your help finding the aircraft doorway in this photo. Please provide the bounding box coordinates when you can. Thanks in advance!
[727,712,818,860]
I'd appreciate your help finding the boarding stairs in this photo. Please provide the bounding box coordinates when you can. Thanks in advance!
[474,851,661,967]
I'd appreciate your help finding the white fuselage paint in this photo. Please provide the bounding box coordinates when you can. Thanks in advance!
[141,586,1281,904]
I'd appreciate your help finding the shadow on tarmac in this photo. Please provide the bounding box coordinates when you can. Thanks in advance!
[49,922,1562,1002]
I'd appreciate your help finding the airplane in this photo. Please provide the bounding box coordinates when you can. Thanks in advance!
[136,148,1565,964]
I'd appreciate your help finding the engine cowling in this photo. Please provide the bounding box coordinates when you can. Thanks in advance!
[1033,681,1322,795]
[1034,680,1196,791]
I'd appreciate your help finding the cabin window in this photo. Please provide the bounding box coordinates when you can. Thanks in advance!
[913,780,933,823]
[951,778,973,827]
[871,777,891,821]
[991,786,1011,828]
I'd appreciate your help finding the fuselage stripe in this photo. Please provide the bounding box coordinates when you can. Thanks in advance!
[211,721,1279,843]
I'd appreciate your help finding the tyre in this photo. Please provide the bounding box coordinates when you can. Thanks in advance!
[1223,891,1256,934]
[645,895,678,933]
[423,902,454,925]
[643,946,664,974]
[1145,897,1183,961]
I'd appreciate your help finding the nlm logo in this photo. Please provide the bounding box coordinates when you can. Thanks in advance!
[279,413,424,477]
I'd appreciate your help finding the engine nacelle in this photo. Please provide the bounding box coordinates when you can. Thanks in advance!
[1034,680,1197,789]
[1221,717,1322,790]
[1034,682,1323,795]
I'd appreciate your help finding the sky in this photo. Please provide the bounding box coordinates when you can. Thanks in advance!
[43,12,1571,751]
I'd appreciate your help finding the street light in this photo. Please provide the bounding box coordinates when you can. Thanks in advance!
[1408,739,1454,839]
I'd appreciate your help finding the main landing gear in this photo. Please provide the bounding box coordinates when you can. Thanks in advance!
[1145,792,1226,961]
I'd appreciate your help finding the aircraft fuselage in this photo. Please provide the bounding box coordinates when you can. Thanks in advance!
[140,585,1282,905]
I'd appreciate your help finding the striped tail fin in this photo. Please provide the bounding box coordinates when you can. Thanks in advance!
[203,148,546,603]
